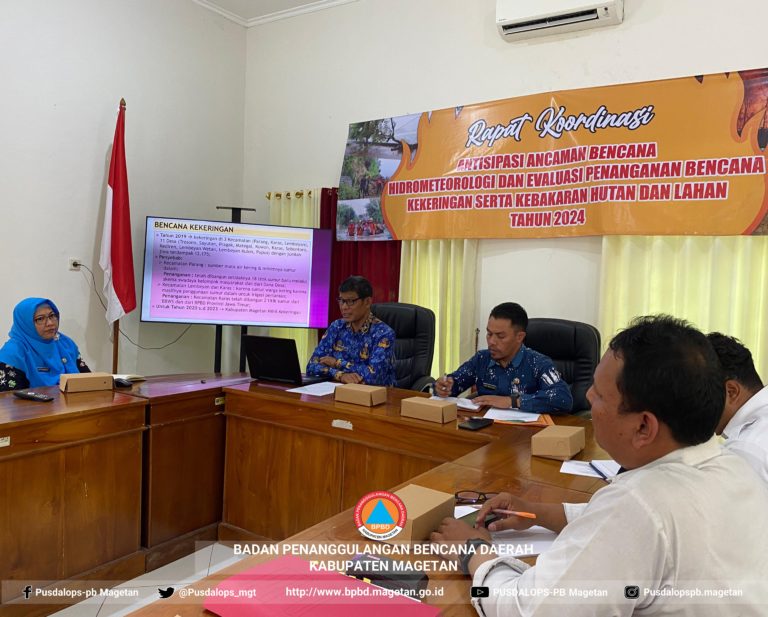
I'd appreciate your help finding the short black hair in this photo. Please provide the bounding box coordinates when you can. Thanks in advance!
[339,275,373,299]
[489,302,528,331]
[608,315,724,446]
[707,332,763,393]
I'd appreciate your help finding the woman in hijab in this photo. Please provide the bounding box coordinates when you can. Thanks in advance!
[0,297,90,391]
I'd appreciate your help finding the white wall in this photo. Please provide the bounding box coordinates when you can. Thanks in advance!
[242,0,768,340]
[0,0,246,375]
[5,0,768,376]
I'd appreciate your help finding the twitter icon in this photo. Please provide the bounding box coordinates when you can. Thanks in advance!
[158,587,175,599]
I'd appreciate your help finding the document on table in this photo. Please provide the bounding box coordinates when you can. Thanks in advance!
[454,505,479,519]
[287,382,341,396]
[589,459,622,478]
[112,373,146,382]
[483,408,541,422]
[560,459,621,479]
[453,507,558,557]
[560,460,602,478]
[429,395,481,411]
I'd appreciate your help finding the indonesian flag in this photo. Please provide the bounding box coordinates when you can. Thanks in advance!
[99,99,136,324]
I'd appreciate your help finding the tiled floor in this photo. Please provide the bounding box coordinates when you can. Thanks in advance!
[50,543,246,617]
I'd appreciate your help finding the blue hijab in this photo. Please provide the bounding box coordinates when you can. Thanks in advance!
[0,298,83,387]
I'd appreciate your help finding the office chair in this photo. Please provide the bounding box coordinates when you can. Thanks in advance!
[371,302,435,391]
[524,318,601,416]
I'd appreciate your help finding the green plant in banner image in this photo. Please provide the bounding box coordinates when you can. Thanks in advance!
[338,184,359,201]
[365,199,383,224]
[337,203,358,226]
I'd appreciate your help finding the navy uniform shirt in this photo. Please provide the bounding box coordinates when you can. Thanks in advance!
[306,314,396,386]
[449,345,573,414]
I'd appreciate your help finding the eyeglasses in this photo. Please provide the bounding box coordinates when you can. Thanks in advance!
[455,490,500,505]
[33,313,59,326]
[337,297,362,307]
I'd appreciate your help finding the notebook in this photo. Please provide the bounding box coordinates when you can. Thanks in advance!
[243,335,328,386]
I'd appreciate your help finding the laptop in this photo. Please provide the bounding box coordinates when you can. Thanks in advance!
[243,335,328,386]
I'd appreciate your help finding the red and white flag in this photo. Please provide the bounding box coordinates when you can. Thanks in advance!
[100,99,136,324]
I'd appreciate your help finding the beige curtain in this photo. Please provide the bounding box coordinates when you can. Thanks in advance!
[599,235,768,377]
[267,189,322,366]
[399,239,478,377]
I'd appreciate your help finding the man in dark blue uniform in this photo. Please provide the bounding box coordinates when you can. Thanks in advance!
[435,302,572,414]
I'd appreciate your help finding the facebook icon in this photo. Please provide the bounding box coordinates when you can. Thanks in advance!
[22,585,33,599]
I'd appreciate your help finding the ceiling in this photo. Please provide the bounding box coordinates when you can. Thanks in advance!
[193,0,357,27]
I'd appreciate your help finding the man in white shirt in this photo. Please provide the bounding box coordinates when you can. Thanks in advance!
[430,316,768,616]
[707,332,768,483]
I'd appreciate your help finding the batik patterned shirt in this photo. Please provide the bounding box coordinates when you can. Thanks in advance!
[307,314,396,386]
[449,345,572,414]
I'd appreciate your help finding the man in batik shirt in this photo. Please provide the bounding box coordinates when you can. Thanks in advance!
[307,276,396,386]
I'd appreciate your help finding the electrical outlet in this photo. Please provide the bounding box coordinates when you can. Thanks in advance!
[68,258,81,271]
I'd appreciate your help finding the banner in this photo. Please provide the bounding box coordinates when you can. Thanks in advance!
[336,69,768,240]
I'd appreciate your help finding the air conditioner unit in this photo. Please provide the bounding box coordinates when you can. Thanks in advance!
[496,0,624,41]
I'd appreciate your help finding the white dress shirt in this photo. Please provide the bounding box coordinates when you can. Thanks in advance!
[722,384,768,485]
[472,437,768,616]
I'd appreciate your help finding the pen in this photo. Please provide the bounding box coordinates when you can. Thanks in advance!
[439,373,449,395]
[470,505,537,519]
[589,461,609,481]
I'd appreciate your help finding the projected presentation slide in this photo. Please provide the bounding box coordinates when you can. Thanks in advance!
[140,217,332,328]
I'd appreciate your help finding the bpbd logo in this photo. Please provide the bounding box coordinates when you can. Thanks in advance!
[354,491,407,540]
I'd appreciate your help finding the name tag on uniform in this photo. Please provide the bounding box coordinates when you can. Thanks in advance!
[481,382,497,390]
[36,367,50,373]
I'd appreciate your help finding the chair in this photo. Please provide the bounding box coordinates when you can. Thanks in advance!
[524,318,601,415]
[371,302,435,391]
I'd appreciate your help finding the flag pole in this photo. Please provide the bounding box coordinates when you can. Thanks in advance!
[112,98,124,375]
[112,320,119,373]
[100,97,136,375]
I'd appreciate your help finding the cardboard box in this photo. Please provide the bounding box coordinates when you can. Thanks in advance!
[334,384,388,407]
[400,397,457,424]
[59,372,114,393]
[393,484,454,542]
[531,425,586,460]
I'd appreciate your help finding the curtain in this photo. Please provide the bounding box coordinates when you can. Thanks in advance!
[320,188,401,323]
[599,235,768,377]
[399,239,479,378]
[267,188,321,366]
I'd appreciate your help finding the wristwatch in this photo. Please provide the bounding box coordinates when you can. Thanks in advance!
[460,538,492,575]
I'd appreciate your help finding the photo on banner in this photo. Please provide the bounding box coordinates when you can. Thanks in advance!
[336,68,768,240]
[336,114,420,241]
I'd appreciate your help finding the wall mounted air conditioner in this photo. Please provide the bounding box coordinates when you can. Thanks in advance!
[496,0,624,41]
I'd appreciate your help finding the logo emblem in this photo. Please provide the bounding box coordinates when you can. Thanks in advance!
[353,491,407,540]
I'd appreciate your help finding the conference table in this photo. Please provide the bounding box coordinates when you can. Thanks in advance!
[129,381,607,617]
[0,377,606,616]
[0,374,250,615]
[0,387,146,605]
[120,373,253,570]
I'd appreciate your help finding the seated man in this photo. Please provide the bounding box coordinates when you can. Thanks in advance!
[708,332,768,483]
[434,302,572,414]
[431,315,768,616]
[306,276,395,386]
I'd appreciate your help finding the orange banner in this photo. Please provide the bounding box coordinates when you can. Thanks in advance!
[336,69,768,240]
